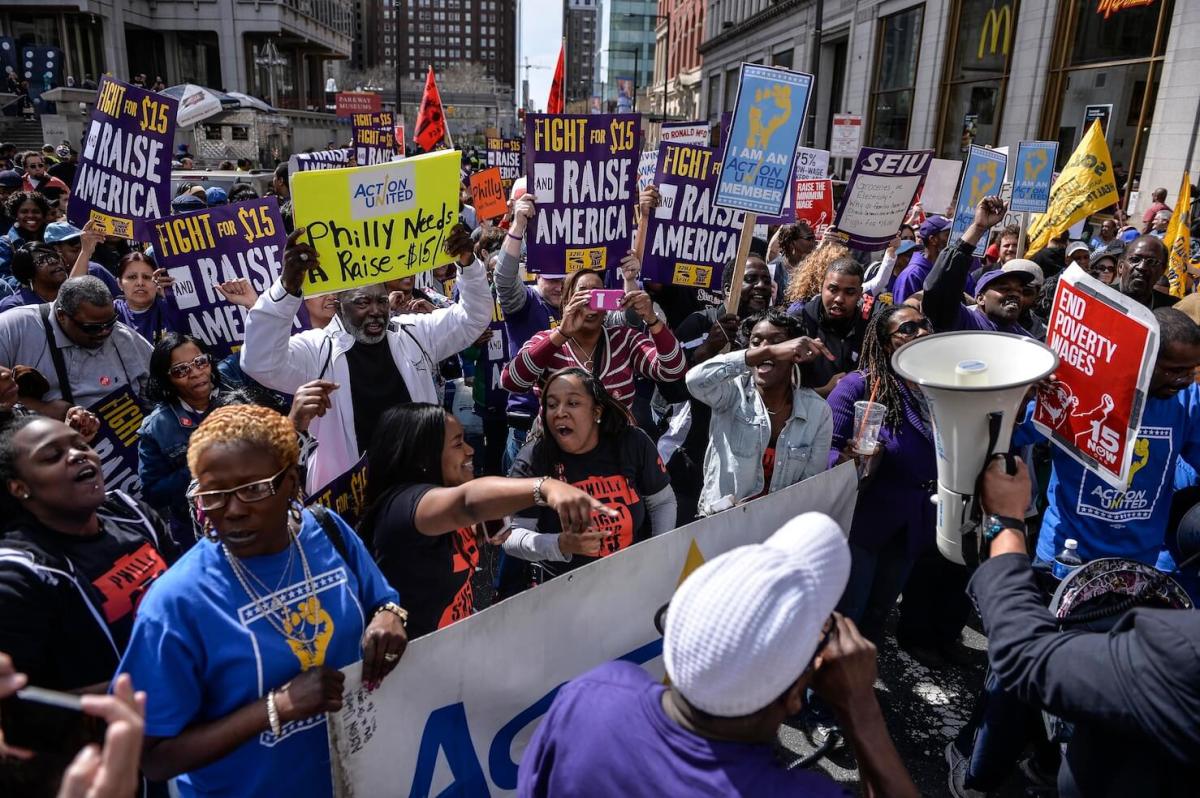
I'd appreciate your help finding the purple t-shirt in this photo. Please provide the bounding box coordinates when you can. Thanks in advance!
[518,661,852,798]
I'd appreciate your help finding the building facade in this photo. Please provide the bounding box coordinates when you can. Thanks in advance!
[378,0,517,92]
[0,0,353,109]
[597,0,658,112]
[564,0,600,105]
[649,0,704,122]
[700,0,1192,222]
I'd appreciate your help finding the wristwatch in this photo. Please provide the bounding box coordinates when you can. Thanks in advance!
[983,514,1027,542]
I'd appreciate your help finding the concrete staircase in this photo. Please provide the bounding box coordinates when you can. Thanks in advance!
[0,117,52,151]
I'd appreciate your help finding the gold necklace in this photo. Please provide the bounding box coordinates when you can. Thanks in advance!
[224,529,320,647]
[566,336,597,371]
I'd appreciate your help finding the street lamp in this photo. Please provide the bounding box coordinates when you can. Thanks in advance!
[254,38,287,108]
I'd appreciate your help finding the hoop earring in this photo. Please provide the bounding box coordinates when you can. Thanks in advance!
[289,496,304,527]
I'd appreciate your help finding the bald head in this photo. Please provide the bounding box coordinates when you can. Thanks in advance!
[1118,235,1169,306]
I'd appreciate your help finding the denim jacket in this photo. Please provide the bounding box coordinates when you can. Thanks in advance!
[686,350,832,515]
[138,400,206,546]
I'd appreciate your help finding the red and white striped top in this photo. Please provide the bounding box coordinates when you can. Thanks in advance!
[501,325,686,409]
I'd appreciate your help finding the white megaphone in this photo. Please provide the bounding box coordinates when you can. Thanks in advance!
[892,331,1058,565]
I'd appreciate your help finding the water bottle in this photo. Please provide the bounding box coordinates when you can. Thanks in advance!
[1053,538,1084,580]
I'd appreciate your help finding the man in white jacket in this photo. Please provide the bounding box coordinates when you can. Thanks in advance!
[241,225,492,492]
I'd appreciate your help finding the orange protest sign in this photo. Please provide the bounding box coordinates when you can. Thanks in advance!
[470,167,508,220]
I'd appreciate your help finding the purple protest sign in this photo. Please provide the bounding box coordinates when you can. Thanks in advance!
[834,147,932,251]
[306,453,369,529]
[642,142,745,289]
[70,77,176,240]
[353,111,397,165]
[89,385,145,499]
[289,148,354,174]
[149,197,305,359]
[525,113,640,274]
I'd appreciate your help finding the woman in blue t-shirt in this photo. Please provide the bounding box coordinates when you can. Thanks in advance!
[116,405,408,798]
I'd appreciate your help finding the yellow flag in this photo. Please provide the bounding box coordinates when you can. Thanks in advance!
[1026,121,1118,256]
[1165,172,1192,298]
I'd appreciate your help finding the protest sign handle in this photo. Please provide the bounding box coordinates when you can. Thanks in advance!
[724,213,757,314]
[1017,212,1029,258]
[634,205,651,262]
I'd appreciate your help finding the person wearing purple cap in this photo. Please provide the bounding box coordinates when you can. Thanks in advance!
[891,214,951,304]
[863,234,922,299]
[922,196,1036,338]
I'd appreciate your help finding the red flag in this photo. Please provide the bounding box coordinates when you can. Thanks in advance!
[414,66,446,152]
[547,44,565,114]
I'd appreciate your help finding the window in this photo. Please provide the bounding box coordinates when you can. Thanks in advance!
[867,5,924,149]
[772,48,793,70]
[935,0,1018,157]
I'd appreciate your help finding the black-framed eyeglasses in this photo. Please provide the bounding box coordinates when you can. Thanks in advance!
[1126,254,1163,270]
[187,467,288,512]
[69,315,118,334]
[167,354,212,379]
[890,318,932,338]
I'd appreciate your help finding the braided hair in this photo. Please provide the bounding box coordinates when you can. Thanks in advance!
[856,304,918,430]
[186,404,299,475]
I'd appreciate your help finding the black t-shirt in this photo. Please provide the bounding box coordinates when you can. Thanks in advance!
[367,484,479,638]
[0,493,173,690]
[344,339,411,452]
[510,427,670,578]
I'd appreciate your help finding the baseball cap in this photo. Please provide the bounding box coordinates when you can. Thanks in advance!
[985,243,1000,261]
[1001,258,1044,287]
[918,215,951,240]
[205,187,228,206]
[43,221,83,244]
[977,264,1035,295]
[663,513,851,718]
[896,240,922,256]
[0,169,21,189]
[1065,241,1090,258]
[171,194,206,212]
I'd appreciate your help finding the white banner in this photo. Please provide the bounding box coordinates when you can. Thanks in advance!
[329,464,859,796]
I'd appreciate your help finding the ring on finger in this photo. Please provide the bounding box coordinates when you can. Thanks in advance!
[383,652,400,663]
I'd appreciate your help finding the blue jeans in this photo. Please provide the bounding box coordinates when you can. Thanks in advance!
[503,426,528,475]
[955,668,1045,790]
[836,536,916,644]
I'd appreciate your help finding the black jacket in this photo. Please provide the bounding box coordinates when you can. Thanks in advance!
[792,295,870,388]
[970,554,1200,797]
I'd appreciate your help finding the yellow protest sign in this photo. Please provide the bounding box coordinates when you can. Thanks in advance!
[1026,121,1118,256]
[291,150,460,296]
[1166,171,1192,298]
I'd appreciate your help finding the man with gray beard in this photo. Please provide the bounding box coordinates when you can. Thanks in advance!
[240,224,492,491]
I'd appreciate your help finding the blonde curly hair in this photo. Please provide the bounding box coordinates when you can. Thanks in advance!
[186,404,299,475]
[785,241,852,305]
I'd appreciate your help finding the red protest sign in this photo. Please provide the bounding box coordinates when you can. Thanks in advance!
[335,92,381,117]
[795,179,834,240]
[470,167,508,220]
[1034,265,1159,488]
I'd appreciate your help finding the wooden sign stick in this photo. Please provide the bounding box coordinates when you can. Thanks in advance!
[724,213,757,314]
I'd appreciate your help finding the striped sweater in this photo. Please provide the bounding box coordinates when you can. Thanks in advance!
[501,324,686,409]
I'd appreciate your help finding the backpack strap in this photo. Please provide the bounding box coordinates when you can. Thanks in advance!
[310,503,350,563]
[39,303,74,406]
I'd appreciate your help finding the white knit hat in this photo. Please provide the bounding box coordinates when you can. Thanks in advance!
[663,513,851,717]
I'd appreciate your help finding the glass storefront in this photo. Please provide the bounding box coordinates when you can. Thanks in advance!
[936,0,1018,158]
[1041,0,1173,199]
[868,5,923,149]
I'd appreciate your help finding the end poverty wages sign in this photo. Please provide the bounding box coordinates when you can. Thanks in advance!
[1009,141,1059,214]
[642,142,745,289]
[70,76,176,239]
[1034,265,1159,489]
[525,113,639,274]
[950,145,1007,256]
[715,64,814,216]
[835,148,933,250]
[150,198,300,359]
[292,149,460,296]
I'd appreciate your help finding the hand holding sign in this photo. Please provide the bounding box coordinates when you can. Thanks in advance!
[444,223,474,266]
[973,195,1008,231]
[214,278,259,308]
[281,227,318,297]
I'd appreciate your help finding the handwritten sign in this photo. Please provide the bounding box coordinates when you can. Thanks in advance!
[470,167,508,220]
[1034,265,1158,489]
[835,147,933,250]
[485,137,523,194]
[920,158,963,217]
[659,122,710,146]
[642,142,745,289]
[151,197,305,358]
[305,454,369,529]
[89,386,144,499]
[292,150,460,296]
[715,64,814,215]
[637,150,658,191]
[525,113,639,274]
[69,77,176,239]
[1010,141,1059,214]
[950,145,1007,255]
[289,148,353,174]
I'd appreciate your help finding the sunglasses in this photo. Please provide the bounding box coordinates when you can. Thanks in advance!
[167,354,212,379]
[69,315,118,334]
[890,318,932,338]
[187,467,288,512]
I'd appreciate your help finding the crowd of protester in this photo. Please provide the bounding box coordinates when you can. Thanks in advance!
[0,138,1197,798]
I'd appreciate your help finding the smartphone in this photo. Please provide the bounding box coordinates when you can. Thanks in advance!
[588,289,624,311]
[0,686,105,755]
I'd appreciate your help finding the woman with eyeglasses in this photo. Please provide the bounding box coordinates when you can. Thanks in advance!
[826,304,937,643]
[114,252,186,343]
[0,414,175,794]
[117,404,407,798]
[0,243,71,313]
[138,333,224,549]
